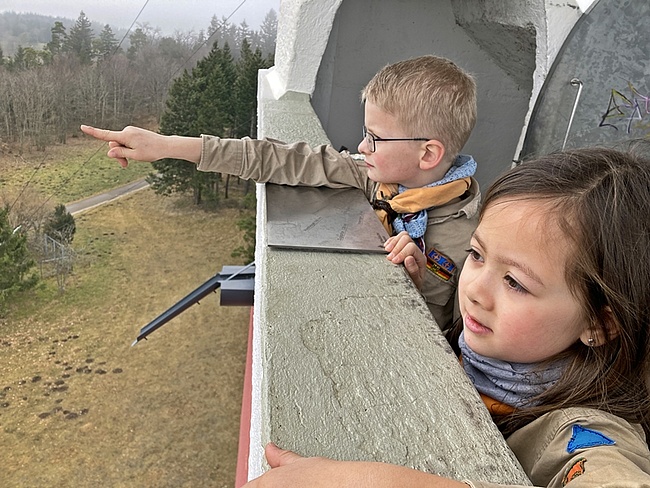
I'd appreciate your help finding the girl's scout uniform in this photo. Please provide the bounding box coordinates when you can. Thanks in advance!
[466,407,650,487]
[198,135,480,331]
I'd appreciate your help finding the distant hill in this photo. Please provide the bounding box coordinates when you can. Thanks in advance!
[0,11,128,56]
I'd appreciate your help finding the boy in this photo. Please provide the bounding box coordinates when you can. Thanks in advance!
[81,55,480,332]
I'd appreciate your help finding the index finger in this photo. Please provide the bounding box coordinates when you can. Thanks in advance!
[80,125,121,142]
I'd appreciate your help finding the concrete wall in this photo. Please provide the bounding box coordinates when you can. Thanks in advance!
[311,0,526,188]
[306,0,583,188]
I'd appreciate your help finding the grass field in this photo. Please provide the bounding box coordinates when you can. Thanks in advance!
[0,134,153,206]
[0,140,252,487]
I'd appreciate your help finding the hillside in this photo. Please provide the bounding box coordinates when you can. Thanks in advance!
[0,11,128,56]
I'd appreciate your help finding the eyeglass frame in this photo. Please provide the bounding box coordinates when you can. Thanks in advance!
[362,125,431,153]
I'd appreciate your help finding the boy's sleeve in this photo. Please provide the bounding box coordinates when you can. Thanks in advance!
[198,135,375,195]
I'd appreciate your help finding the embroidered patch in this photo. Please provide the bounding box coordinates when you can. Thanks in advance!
[561,458,587,486]
[567,424,615,453]
[426,248,456,281]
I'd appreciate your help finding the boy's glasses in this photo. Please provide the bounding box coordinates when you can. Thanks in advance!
[362,126,430,153]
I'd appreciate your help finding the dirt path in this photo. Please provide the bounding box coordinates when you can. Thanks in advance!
[65,178,150,215]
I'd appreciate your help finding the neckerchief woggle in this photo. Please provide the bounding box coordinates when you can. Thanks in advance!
[373,154,476,251]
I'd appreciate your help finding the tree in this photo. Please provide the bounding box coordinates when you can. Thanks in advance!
[149,41,242,204]
[149,70,211,204]
[65,11,94,64]
[46,21,68,57]
[43,204,76,244]
[233,39,268,138]
[0,207,38,313]
[235,21,251,55]
[94,24,119,60]
[195,42,236,136]
[127,26,148,60]
[259,9,278,57]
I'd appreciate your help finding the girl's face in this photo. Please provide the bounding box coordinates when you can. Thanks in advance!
[458,199,592,363]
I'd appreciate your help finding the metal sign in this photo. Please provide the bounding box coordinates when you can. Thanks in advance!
[266,184,389,253]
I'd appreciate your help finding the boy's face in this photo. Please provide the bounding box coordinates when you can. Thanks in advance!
[358,102,428,188]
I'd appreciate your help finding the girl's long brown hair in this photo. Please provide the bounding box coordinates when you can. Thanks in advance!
[465,145,650,437]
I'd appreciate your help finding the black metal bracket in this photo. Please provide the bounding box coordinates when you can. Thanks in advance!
[132,262,255,346]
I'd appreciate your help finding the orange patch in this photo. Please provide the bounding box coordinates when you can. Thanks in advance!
[562,458,587,486]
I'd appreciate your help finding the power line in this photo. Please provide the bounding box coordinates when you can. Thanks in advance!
[11,0,258,223]
[165,0,248,85]
[13,0,151,224]
[115,0,152,54]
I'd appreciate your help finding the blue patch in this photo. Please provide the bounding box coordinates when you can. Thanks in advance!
[566,424,615,453]
[426,248,456,281]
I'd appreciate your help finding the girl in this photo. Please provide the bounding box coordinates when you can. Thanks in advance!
[244,146,650,487]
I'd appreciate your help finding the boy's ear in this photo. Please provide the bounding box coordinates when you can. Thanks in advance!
[419,139,446,171]
[579,306,619,347]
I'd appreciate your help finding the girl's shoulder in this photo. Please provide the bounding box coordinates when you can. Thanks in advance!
[506,407,650,487]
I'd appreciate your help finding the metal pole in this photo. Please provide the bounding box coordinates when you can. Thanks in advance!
[562,78,584,150]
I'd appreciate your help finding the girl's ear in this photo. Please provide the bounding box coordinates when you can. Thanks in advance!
[419,139,445,171]
[579,306,619,347]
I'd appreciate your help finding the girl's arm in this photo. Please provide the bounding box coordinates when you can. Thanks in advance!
[243,443,469,488]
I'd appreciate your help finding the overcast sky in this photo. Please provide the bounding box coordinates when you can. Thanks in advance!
[0,0,280,34]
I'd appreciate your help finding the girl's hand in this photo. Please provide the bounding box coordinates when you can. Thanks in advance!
[244,443,467,488]
[243,443,351,488]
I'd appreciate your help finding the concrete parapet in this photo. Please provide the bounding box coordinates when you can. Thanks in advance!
[246,82,531,484]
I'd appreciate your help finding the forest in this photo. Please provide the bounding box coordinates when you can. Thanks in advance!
[0,10,277,150]
[0,9,276,310]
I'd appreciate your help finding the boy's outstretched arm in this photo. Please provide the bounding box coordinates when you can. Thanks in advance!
[242,443,467,488]
[80,125,202,168]
[384,231,427,289]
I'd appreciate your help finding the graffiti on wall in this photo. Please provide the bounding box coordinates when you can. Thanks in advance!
[599,83,650,133]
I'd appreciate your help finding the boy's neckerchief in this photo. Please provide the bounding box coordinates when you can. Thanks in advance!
[372,155,476,250]
[458,332,566,409]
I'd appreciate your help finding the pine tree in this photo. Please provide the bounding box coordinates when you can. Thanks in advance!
[65,11,94,64]
[148,31,267,206]
[10,46,27,70]
[150,70,212,204]
[259,9,278,58]
[195,42,236,137]
[47,21,68,56]
[235,21,251,55]
[94,24,119,60]
[233,40,270,138]
[207,15,220,38]
[127,27,148,60]
[0,207,38,313]
[44,204,76,244]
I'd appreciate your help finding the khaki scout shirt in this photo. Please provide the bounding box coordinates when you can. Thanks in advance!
[466,407,650,488]
[199,135,480,331]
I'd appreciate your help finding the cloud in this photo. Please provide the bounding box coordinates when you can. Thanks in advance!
[0,0,279,33]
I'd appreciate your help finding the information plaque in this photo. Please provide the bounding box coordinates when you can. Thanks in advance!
[266,184,389,253]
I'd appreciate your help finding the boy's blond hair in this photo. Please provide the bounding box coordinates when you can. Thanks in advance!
[362,55,477,164]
